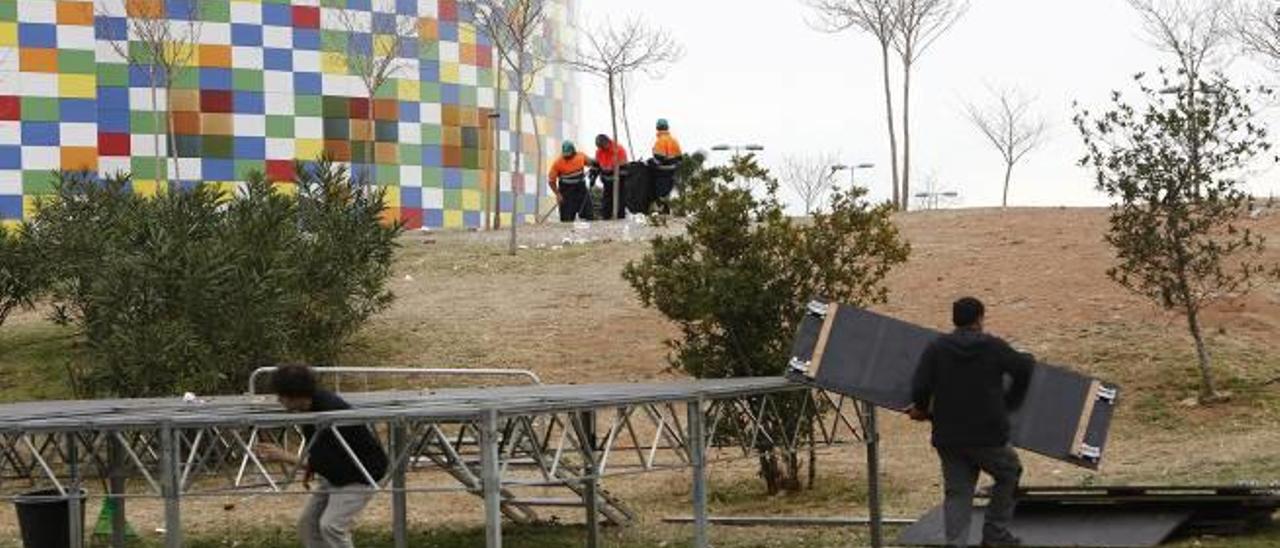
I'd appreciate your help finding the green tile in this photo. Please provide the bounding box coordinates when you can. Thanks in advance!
[323,96,349,118]
[295,96,322,117]
[420,42,439,60]
[20,97,58,122]
[97,62,129,87]
[128,42,156,65]
[236,160,265,181]
[58,50,96,75]
[203,135,234,158]
[130,157,159,180]
[462,148,479,170]
[199,1,230,22]
[460,87,477,107]
[423,167,443,187]
[0,0,17,22]
[176,135,201,158]
[171,68,199,89]
[443,189,462,209]
[129,111,160,134]
[266,115,294,138]
[477,68,494,85]
[422,124,441,145]
[376,165,398,186]
[233,69,263,92]
[322,30,348,53]
[421,82,440,103]
[22,172,54,194]
[399,144,422,163]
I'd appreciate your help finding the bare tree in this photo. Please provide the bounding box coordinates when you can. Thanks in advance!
[893,0,967,211]
[99,0,200,188]
[780,153,840,214]
[619,72,638,153]
[1233,1,1280,68]
[330,1,418,186]
[565,17,683,216]
[963,86,1049,208]
[806,0,903,209]
[1129,0,1231,81]
[468,0,551,252]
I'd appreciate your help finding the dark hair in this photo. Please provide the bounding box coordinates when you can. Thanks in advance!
[272,364,317,397]
[595,134,610,148]
[952,297,985,328]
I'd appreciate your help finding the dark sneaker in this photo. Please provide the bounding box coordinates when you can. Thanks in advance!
[981,524,1022,547]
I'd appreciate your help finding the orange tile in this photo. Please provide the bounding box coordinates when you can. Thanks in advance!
[442,146,463,167]
[20,48,58,73]
[201,113,233,135]
[351,120,372,142]
[375,142,397,164]
[442,126,462,147]
[442,105,460,126]
[374,99,397,121]
[323,140,351,162]
[57,1,96,26]
[173,111,201,135]
[61,146,99,172]
[460,44,476,65]
[198,44,232,68]
[170,89,200,112]
[125,0,164,18]
[418,19,438,40]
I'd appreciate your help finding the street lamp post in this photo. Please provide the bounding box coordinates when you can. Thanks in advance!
[710,144,765,159]
[830,162,875,192]
[913,191,959,210]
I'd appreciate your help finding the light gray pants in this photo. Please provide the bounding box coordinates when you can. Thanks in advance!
[936,445,1022,547]
[298,480,376,548]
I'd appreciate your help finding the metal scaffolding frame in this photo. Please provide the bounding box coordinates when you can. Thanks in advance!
[0,377,882,548]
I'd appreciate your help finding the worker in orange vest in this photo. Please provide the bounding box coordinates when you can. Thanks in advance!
[590,134,629,220]
[649,119,683,213]
[549,140,593,222]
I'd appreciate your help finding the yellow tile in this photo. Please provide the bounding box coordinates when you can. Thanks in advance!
[374,35,397,57]
[273,182,297,197]
[22,196,38,218]
[459,24,477,45]
[133,180,161,198]
[295,139,323,161]
[397,78,420,101]
[382,186,400,208]
[58,74,96,99]
[441,62,459,84]
[0,23,16,47]
[443,210,463,229]
[322,52,347,75]
[461,189,480,210]
[0,219,19,230]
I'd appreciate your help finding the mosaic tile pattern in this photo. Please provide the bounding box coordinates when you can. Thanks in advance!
[0,0,578,229]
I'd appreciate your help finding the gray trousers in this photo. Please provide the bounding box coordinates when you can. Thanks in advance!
[936,445,1022,547]
[298,479,376,548]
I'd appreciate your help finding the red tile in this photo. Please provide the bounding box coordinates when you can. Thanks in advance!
[400,207,423,230]
[0,96,19,121]
[439,0,457,21]
[266,160,295,182]
[292,6,320,28]
[200,90,233,113]
[98,132,131,156]
[349,97,370,120]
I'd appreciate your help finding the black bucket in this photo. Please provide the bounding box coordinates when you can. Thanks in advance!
[13,488,85,548]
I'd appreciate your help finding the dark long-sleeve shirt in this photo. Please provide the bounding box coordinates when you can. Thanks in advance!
[911,329,1034,448]
[303,390,389,487]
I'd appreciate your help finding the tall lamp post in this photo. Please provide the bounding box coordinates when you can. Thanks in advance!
[710,144,765,159]
[914,191,960,210]
[830,162,875,193]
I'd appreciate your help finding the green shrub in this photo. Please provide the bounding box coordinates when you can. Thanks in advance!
[0,222,41,327]
[623,155,910,492]
[26,157,401,398]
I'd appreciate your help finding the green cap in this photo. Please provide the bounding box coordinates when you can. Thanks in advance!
[656,119,669,130]
[561,140,576,155]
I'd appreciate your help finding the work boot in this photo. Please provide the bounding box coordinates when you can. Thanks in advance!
[981,524,1022,547]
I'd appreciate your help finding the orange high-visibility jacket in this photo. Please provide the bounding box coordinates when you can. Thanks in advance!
[594,144,629,171]
[653,131,682,160]
[549,153,589,191]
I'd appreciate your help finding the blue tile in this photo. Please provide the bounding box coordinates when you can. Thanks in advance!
[422,145,442,168]
[439,22,457,42]
[419,61,439,83]
[399,101,419,123]
[0,146,21,170]
[98,109,130,133]
[424,208,443,228]
[294,72,322,95]
[60,99,96,123]
[347,0,372,11]
[231,23,263,46]
[0,196,21,219]
[293,28,320,51]
[396,0,417,15]
[233,91,265,114]
[401,186,422,207]
[95,16,128,41]
[441,84,459,105]
[166,0,196,19]
[463,211,480,228]
[234,137,266,159]
[199,68,233,90]
[372,12,397,34]
[263,48,293,71]
[129,65,157,87]
[22,122,59,146]
[18,23,57,48]
[203,158,235,180]
[262,3,291,26]
[443,168,462,189]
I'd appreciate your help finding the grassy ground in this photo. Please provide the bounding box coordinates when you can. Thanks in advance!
[3,209,1280,546]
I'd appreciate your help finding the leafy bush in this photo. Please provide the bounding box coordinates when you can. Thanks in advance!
[623,155,910,492]
[0,222,41,327]
[26,157,402,398]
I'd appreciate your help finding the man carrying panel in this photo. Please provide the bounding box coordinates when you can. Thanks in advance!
[591,134,629,220]
[908,297,1033,548]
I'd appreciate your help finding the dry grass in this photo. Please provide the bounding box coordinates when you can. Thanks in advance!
[3,209,1280,546]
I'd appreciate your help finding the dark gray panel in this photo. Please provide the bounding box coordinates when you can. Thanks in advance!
[896,505,1190,547]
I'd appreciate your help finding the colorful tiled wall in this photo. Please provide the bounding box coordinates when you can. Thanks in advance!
[0,0,578,230]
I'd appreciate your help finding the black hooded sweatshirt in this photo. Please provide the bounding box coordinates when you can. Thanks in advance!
[304,390,389,487]
[910,329,1034,448]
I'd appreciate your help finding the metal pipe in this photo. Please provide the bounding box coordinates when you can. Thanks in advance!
[572,412,600,548]
[688,398,708,548]
[863,401,884,548]
[67,433,82,548]
[481,409,502,548]
[247,367,543,395]
[391,422,408,548]
[161,425,182,548]
[109,433,126,548]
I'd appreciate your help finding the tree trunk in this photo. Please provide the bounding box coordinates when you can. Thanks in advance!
[490,47,502,231]
[368,91,377,188]
[510,78,524,256]
[1002,162,1013,208]
[901,60,913,211]
[608,73,621,218]
[880,43,900,210]
[166,84,180,184]
[620,75,635,154]
[522,92,546,222]
[1186,302,1217,402]
[151,82,163,191]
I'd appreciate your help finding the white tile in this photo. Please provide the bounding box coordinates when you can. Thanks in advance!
[19,74,57,98]
[295,117,323,137]
[56,26,95,48]
[95,41,128,64]
[21,146,58,170]
[60,123,97,147]
[201,23,232,45]
[232,46,264,70]
[420,103,441,124]
[422,187,443,208]
[131,134,159,156]
[400,122,421,145]
[400,165,422,187]
[19,1,56,24]
[263,71,295,95]
[266,138,295,160]
[0,122,19,146]
[234,114,267,137]
[262,27,293,49]
[98,157,131,173]
[230,2,264,24]
[0,171,20,194]
[293,50,320,73]
[130,88,167,110]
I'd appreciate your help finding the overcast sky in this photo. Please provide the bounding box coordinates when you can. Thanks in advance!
[573,0,1280,212]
